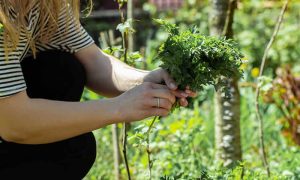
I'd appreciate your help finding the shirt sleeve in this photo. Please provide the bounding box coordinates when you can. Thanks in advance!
[0,56,27,99]
[40,5,95,53]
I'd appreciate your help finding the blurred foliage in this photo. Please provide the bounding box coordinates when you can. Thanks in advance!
[234,0,300,79]
[0,23,3,33]
[263,66,300,146]
[82,0,300,179]
[84,92,300,179]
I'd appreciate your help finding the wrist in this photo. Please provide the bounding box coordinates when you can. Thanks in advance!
[133,68,149,82]
[114,67,149,92]
[143,68,162,84]
[107,97,124,123]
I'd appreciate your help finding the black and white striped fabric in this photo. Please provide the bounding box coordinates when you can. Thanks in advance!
[0,3,94,99]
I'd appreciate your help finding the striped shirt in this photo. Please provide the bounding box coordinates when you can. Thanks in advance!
[0,3,94,99]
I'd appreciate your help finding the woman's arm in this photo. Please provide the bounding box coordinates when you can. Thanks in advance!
[75,44,196,105]
[75,44,148,97]
[0,82,175,145]
[0,91,119,144]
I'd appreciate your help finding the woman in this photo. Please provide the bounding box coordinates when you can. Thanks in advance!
[0,0,196,179]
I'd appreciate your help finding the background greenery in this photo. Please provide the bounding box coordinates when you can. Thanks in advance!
[82,0,300,179]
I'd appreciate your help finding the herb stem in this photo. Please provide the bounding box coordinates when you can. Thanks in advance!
[146,116,160,180]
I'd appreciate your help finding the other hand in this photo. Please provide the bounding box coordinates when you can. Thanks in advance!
[143,68,197,107]
[114,82,176,122]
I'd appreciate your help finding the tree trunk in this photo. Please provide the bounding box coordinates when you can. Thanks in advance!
[210,0,242,168]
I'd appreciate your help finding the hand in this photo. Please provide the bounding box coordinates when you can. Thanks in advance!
[143,68,197,107]
[114,82,176,122]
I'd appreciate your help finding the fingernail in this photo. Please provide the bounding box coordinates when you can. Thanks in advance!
[184,99,188,106]
[170,83,177,89]
[185,90,192,94]
[181,93,188,97]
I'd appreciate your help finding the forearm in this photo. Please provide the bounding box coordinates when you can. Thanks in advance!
[0,92,121,144]
[110,54,149,93]
[76,44,149,97]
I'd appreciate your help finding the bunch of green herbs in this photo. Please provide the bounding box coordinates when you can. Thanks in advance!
[155,19,244,92]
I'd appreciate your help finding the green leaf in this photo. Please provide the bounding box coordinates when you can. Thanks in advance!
[117,0,127,7]
[0,23,3,33]
[116,18,135,35]
[102,46,123,55]
[258,76,273,92]
[128,51,143,61]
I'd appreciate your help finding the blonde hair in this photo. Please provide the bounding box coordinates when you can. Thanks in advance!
[0,0,93,59]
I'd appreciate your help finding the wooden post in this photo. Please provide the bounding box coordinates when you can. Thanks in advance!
[107,30,122,180]
[127,0,134,52]
[112,124,121,180]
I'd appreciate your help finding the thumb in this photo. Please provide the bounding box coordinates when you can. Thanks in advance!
[162,70,177,90]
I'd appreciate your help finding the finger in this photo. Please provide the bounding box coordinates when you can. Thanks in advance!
[151,83,168,90]
[147,108,169,117]
[151,84,188,98]
[189,92,198,98]
[171,90,189,98]
[150,88,176,104]
[179,98,188,107]
[185,89,198,97]
[184,86,197,98]
[161,69,178,90]
[147,97,173,110]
